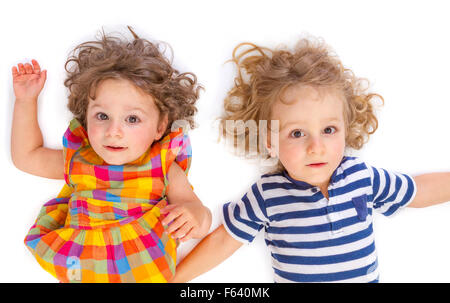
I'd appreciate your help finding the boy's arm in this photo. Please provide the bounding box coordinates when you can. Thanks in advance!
[408,173,450,208]
[171,224,243,282]
[162,162,212,241]
[11,60,64,179]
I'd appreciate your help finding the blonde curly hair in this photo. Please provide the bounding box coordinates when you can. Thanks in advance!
[220,38,383,171]
[64,26,202,137]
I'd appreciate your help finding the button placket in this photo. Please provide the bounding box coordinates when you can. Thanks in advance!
[326,187,343,235]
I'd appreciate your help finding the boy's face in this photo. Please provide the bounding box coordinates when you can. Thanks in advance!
[270,85,346,191]
[86,78,167,165]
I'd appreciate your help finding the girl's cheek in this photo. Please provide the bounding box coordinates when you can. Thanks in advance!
[130,125,156,148]
[87,124,104,146]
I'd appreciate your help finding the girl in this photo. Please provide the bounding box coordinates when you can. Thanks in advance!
[171,38,450,283]
[11,27,211,283]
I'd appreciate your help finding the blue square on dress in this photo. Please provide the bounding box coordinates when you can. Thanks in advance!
[106,192,122,202]
[116,257,131,274]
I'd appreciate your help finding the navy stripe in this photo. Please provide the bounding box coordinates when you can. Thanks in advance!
[269,199,366,222]
[267,212,372,235]
[332,162,367,184]
[222,203,254,242]
[265,224,373,249]
[332,178,372,196]
[374,169,391,203]
[263,181,309,191]
[272,242,375,265]
[266,192,323,207]
[371,166,380,202]
[252,183,268,219]
[241,194,262,223]
[274,260,378,282]
[374,174,402,211]
[233,203,264,231]
[383,174,415,216]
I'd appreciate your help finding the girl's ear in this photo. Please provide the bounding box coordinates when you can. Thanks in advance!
[155,114,169,140]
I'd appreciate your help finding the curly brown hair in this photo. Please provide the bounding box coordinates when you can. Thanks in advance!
[220,38,383,170]
[64,26,202,137]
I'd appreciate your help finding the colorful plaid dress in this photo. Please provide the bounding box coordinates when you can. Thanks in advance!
[24,119,192,283]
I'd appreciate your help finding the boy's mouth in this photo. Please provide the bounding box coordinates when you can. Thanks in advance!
[104,145,127,152]
[307,162,327,168]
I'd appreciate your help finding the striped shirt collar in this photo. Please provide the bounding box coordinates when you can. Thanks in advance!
[281,156,347,190]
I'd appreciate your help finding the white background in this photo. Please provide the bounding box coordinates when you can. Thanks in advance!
[1,0,450,283]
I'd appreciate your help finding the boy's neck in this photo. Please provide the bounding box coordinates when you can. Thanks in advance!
[320,186,329,200]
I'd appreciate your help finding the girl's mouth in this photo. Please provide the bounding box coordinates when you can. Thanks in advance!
[307,162,327,168]
[104,145,127,152]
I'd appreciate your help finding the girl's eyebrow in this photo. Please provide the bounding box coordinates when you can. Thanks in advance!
[88,103,147,113]
[89,103,102,109]
[281,117,342,130]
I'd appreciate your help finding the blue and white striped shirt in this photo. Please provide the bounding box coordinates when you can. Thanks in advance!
[222,156,417,282]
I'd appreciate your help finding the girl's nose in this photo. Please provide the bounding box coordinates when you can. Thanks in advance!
[306,136,325,155]
[105,120,123,138]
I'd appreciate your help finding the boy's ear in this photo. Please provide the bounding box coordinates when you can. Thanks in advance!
[265,135,277,158]
[155,114,169,140]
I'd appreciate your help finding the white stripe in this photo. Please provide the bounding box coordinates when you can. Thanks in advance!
[272,262,379,283]
[271,249,378,275]
[266,215,373,242]
[268,228,375,257]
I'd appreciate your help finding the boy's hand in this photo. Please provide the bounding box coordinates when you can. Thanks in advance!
[12,59,47,101]
[161,202,207,242]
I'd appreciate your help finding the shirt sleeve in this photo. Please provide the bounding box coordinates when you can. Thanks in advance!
[368,164,417,216]
[222,179,269,244]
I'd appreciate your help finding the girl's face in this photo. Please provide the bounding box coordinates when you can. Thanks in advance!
[86,78,167,165]
[269,85,346,191]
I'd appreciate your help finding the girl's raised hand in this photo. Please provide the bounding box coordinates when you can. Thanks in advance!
[12,59,47,101]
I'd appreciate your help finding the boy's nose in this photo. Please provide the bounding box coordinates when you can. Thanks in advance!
[306,136,325,155]
[105,121,123,138]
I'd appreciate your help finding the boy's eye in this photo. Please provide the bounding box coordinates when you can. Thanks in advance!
[126,115,140,124]
[290,130,305,138]
[96,112,108,120]
[324,126,336,134]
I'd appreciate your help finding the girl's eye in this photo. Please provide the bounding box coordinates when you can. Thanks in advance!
[290,130,305,138]
[324,126,336,134]
[96,112,108,120]
[126,115,140,124]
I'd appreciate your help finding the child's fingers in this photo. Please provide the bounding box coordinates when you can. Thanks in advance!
[161,206,182,226]
[18,63,25,74]
[171,222,192,240]
[166,215,187,234]
[179,229,195,242]
[24,63,33,74]
[31,59,41,73]
[12,66,19,77]
[39,70,47,84]
[160,204,177,215]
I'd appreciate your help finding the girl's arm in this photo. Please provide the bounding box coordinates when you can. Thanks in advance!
[11,60,64,179]
[408,173,450,208]
[162,162,212,241]
[171,224,243,282]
